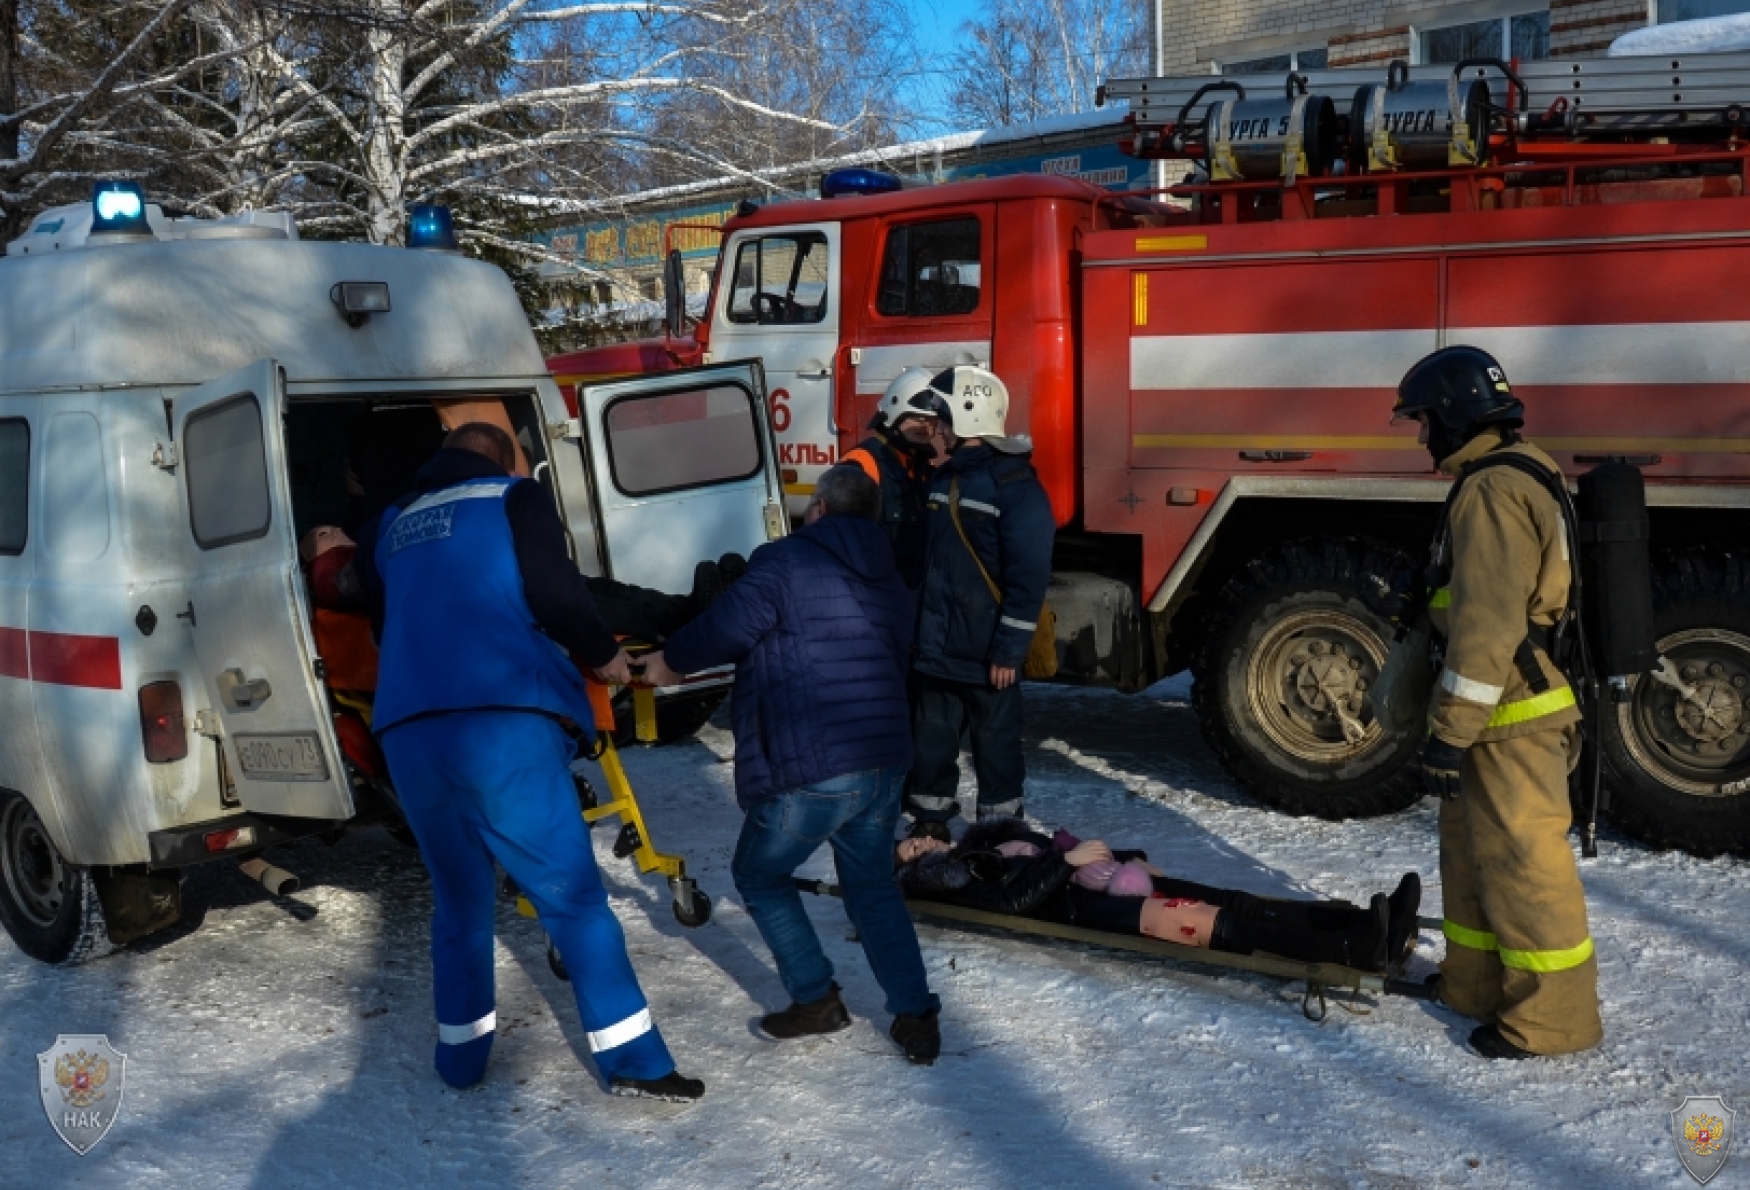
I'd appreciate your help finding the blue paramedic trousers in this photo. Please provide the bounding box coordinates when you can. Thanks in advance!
[380,711,674,1087]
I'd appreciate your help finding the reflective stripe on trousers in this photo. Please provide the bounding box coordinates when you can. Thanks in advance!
[1442,919,1596,973]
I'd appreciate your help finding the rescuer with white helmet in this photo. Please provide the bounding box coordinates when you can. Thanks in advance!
[842,366,942,590]
[1392,345,1602,1060]
[904,366,1054,839]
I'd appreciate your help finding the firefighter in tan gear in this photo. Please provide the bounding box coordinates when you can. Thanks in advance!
[1394,346,1603,1061]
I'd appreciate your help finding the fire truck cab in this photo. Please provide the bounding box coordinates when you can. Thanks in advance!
[0,187,784,964]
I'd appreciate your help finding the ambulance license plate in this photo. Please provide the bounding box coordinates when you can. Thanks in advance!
[234,733,329,781]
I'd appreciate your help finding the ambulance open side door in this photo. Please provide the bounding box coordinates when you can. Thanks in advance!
[170,360,352,822]
[576,360,787,595]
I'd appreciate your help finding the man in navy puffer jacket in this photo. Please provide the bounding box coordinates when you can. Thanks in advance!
[644,465,942,1065]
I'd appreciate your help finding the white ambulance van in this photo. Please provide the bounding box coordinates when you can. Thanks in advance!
[0,185,784,965]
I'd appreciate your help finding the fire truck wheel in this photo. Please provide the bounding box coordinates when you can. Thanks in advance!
[1191,540,1425,819]
[0,790,114,965]
[1598,551,1750,857]
[610,689,727,747]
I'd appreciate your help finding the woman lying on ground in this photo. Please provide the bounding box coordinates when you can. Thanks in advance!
[894,818,1421,973]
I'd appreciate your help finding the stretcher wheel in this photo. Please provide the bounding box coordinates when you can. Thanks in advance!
[672,890,712,928]
[547,939,570,982]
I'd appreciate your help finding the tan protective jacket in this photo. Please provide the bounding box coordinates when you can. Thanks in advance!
[1426,432,1583,748]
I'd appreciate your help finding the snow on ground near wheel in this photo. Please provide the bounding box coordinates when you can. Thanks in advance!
[2,677,1747,1189]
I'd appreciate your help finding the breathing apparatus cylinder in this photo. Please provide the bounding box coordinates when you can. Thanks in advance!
[1348,59,1493,172]
[1205,74,1339,183]
[1576,462,1658,689]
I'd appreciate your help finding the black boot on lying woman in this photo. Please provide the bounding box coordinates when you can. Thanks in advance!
[894,818,1422,974]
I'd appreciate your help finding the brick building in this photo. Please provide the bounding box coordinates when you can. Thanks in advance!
[1161,0,1721,74]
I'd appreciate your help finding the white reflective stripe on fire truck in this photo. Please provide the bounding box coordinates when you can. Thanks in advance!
[929,492,1001,517]
[854,341,992,395]
[438,1010,496,1045]
[587,1007,653,1053]
[398,480,514,517]
[1439,667,1504,706]
[1132,322,1750,393]
[1000,616,1036,631]
[1132,330,1435,390]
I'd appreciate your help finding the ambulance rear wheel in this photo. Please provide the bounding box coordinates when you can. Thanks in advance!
[0,790,112,965]
[1599,551,1750,857]
[610,689,726,747]
[1191,539,1426,819]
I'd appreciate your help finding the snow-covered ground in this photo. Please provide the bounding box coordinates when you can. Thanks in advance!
[3,677,1747,1189]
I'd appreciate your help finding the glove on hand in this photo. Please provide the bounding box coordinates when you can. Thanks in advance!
[1423,737,1466,800]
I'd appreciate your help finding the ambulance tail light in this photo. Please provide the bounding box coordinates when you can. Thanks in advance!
[204,826,256,853]
[139,680,188,764]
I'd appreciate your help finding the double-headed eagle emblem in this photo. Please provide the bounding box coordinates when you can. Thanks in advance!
[54,1049,111,1110]
[1685,1113,1727,1158]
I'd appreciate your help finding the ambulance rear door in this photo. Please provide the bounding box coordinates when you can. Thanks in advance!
[171,360,352,821]
[576,360,786,594]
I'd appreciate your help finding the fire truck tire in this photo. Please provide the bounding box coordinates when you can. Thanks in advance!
[610,689,727,748]
[1191,539,1425,819]
[0,790,114,965]
[1598,551,1750,857]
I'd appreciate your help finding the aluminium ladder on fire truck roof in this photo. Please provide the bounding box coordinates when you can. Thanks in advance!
[1102,50,1750,136]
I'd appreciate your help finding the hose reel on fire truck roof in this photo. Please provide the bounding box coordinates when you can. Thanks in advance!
[1349,58,1528,173]
[1172,75,1339,184]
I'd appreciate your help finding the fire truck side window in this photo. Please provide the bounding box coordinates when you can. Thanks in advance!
[726,233,830,325]
[185,395,272,549]
[876,217,981,318]
[602,384,762,497]
[0,420,27,555]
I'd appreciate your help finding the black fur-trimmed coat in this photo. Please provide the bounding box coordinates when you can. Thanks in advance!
[896,819,1075,917]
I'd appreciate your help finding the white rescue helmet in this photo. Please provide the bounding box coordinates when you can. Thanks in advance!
[876,366,942,429]
[928,365,1032,454]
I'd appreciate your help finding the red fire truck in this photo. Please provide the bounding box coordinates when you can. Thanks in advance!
[549,52,1750,857]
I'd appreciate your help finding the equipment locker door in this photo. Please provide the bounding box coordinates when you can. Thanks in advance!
[172,360,352,822]
[577,361,786,595]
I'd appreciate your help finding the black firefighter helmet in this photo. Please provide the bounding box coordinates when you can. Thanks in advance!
[1393,345,1525,462]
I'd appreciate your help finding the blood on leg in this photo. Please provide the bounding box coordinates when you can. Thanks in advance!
[1139,895,1219,948]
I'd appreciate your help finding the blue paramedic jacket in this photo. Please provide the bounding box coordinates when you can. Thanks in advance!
[365,449,619,737]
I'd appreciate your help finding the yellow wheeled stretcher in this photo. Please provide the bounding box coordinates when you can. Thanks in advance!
[514,683,712,981]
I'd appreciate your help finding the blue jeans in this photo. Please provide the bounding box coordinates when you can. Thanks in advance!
[732,767,939,1019]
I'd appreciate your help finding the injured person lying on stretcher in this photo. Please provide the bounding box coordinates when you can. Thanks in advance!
[894,819,1421,974]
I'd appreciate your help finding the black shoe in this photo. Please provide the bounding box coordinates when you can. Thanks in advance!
[1386,872,1422,965]
[1424,973,1444,1005]
[610,1070,706,1101]
[1338,894,1391,972]
[688,560,725,615]
[907,820,953,844]
[717,553,748,584]
[759,984,851,1040]
[890,1010,941,1066]
[1468,1024,1535,1061]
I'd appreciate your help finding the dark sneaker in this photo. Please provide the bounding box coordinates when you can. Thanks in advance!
[1338,894,1390,972]
[759,984,851,1040]
[1386,872,1422,965]
[718,553,749,584]
[1468,1024,1535,1061]
[890,1010,941,1066]
[1424,973,1444,1005]
[611,1070,706,1101]
[907,819,953,844]
[688,560,725,615]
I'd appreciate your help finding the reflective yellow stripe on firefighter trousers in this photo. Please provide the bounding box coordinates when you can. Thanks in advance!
[1442,920,1595,972]
[1483,684,1577,729]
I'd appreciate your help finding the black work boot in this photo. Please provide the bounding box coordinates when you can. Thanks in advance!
[907,819,953,844]
[759,984,851,1040]
[1386,872,1422,965]
[610,1070,707,1101]
[1468,1024,1535,1061]
[890,1010,941,1066]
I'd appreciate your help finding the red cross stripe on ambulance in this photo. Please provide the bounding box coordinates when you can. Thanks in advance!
[0,628,123,690]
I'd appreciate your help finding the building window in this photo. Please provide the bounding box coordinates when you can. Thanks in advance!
[1659,0,1750,20]
[1223,48,1328,73]
[1421,11,1550,62]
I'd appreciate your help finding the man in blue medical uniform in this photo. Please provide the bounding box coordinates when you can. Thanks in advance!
[363,421,703,1101]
